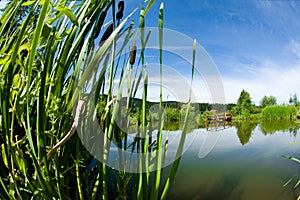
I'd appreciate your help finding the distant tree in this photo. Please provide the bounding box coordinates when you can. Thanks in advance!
[226,103,236,111]
[260,95,277,108]
[293,94,299,106]
[211,103,226,112]
[237,89,254,116]
[289,93,299,106]
[198,103,211,112]
[165,107,180,121]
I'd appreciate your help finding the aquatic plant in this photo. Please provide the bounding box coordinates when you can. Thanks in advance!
[0,0,198,199]
[282,156,300,199]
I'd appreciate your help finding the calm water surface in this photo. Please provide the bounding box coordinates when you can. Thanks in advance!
[167,121,300,200]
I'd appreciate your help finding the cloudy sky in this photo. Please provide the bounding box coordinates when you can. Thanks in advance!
[1,0,299,104]
[123,0,300,104]
[0,1,8,13]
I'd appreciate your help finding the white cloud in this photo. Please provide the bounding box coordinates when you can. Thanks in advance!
[222,63,300,104]
[0,1,8,10]
[100,54,300,106]
[288,40,300,59]
[132,61,300,105]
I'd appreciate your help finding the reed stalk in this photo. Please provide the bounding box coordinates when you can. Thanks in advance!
[0,0,198,199]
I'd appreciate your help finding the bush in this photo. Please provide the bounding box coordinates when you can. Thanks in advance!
[166,107,180,121]
[261,105,297,120]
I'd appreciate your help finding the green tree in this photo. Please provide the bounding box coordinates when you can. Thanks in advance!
[237,89,254,116]
[226,103,236,111]
[289,93,299,106]
[293,94,299,106]
[166,107,180,121]
[260,95,277,108]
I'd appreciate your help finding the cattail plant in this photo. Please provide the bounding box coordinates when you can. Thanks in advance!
[0,0,198,199]
[130,44,137,65]
[282,155,300,200]
[0,0,138,199]
[99,23,114,45]
[116,0,125,20]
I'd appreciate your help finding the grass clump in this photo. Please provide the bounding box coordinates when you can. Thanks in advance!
[0,0,199,199]
[261,105,297,120]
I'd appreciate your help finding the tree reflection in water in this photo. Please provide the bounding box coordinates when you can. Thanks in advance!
[260,120,300,136]
[233,121,258,145]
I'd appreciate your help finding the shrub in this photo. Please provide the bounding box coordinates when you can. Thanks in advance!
[261,105,297,120]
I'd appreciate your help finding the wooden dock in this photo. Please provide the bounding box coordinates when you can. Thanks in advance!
[205,121,232,131]
[205,110,233,122]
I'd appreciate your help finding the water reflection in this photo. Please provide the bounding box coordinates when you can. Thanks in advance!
[168,120,300,200]
[205,121,233,131]
[260,120,300,136]
[233,121,258,145]
[195,119,300,159]
[230,120,300,145]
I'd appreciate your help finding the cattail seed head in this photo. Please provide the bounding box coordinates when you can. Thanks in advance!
[130,45,137,65]
[99,23,113,44]
[118,0,125,12]
[116,10,123,20]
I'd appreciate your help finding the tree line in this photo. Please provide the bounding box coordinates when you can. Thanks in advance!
[230,89,299,120]
[123,89,299,122]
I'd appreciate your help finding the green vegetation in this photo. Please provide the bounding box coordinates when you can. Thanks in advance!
[261,105,297,120]
[0,0,185,199]
[234,121,258,145]
[260,119,299,135]
[235,89,254,117]
[0,1,202,199]
[0,0,106,198]
[282,155,300,200]
[260,95,277,108]
[104,89,299,124]
[232,120,300,145]
[108,88,299,125]
[0,1,298,199]
[223,90,299,121]
[289,93,300,107]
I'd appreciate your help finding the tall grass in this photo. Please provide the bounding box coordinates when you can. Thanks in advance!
[282,156,300,199]
[0,0,197,199]
[261,105,297,120]
[0,0,140,198]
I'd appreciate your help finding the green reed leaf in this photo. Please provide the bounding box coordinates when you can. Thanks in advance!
[0,144,8,169]
[57,6,79,26]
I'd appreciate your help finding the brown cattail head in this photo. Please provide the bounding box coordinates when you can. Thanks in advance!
[116,10,123,20]
[130,45,137,65]
[118,1,125,12]
[116,1,124,20]
[99,23,113,44]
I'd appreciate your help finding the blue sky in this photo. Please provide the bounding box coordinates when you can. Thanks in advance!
[123,0,300,104]
[1,0,300,104]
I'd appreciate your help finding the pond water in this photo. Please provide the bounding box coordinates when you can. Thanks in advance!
[167,120,300,200]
